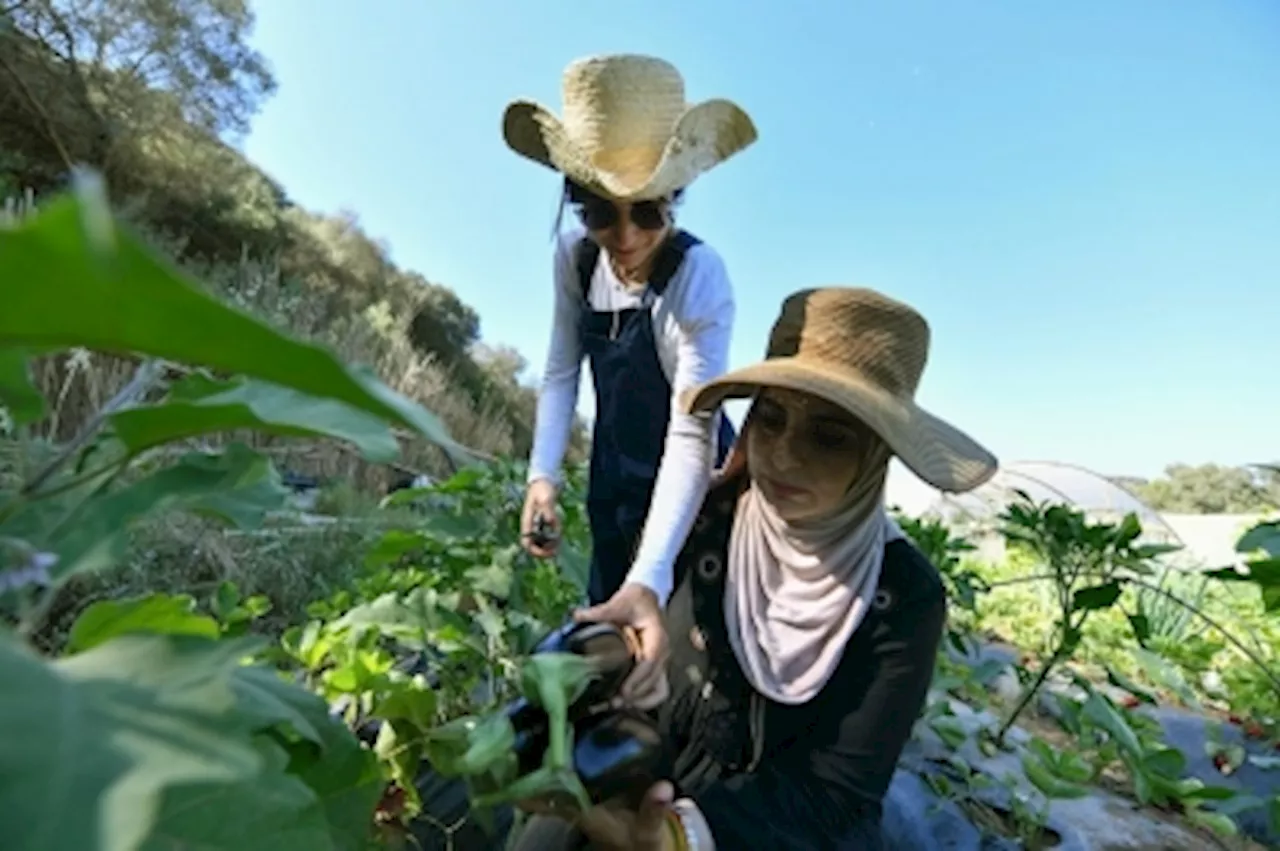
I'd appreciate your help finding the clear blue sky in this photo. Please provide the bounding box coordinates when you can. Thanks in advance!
[242,0,1278,482]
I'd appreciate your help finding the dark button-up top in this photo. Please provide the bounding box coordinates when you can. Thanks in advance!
[657,475,947,850]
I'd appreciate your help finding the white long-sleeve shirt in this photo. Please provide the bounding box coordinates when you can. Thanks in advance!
[527,227,736,606]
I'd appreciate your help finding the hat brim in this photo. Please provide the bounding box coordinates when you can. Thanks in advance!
[502,98,758,201]
[683,358,998,494]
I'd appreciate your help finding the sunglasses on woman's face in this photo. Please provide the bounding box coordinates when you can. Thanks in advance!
[575,197,670,231]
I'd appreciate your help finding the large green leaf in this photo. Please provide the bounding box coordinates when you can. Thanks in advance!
[10,443,287,582]
[227,665,382,849]
[1206,557,1280,613]
[142,736,339,851]
[1071,579,1124,612]
[1237,521,1280,558]
[230,664,357,749]
[334,587,472,650]
[0,184,468,465]
[0,633,380,851]
[145,673,382,851]
[110,377,400,463]
[229,666,381,849]
[277,694,385,850]
[0,635,265,851]
[65,593,221,655]
[1080,691,1143,759]
[0,348,45,426]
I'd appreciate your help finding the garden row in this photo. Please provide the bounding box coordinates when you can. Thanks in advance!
[1,182,1277,850]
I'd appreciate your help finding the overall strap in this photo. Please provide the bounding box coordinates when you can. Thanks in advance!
[573,231,702,301]
[575,238,601,301]
[649,230,701,296]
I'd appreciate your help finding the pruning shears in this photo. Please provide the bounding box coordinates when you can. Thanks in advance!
[524,512,560,550]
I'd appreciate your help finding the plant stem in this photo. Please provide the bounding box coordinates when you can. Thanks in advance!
[22,358,164,496]
[4,360,163,639]
[23,457,126,502]
[997,631,1071,744]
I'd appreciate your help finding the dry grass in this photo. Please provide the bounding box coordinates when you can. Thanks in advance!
[15,192,529,487]
[34,511,386,652]
[5,186,543,641]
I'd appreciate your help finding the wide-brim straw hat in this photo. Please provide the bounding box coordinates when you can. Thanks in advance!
[502,54,758,202]
[683,288,998,493]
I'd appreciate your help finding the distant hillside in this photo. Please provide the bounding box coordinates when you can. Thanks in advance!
[0,0,585,479]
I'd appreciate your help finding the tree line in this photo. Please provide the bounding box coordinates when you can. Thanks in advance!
[0,0,585,467]
[1112,463,1279,515]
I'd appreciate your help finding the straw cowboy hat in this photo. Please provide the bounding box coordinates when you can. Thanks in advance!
[684,288,998,493]
[502,54,758,201]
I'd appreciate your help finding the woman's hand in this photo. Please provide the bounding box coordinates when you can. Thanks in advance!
[578,781,677,851]
[520,478,560,557]
[520,782,678,851]
[574,583,670,710]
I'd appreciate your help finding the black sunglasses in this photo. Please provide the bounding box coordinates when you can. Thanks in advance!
[575,197,670,232]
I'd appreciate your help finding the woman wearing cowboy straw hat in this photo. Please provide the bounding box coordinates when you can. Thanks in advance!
[510,287,998,851]
[507,53,757,706]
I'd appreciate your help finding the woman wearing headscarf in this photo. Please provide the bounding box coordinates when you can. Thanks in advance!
[506,54,757,706]
[513,287,999,850]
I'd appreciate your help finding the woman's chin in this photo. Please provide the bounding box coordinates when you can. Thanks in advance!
[763,492,813,522]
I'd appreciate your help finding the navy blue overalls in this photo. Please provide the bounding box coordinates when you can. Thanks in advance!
[576,231,736,605]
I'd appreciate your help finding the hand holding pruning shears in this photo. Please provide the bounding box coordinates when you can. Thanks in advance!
[521,478,561,557]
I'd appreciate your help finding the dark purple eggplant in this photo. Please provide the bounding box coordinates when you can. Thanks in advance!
[503,696,551,776]
[573,710,663,806]
[533,620,635,714]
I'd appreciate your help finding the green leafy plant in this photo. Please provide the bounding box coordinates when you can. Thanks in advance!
[0,177,480,850]
[896,512,988,612]
[990,493,1280,743]
[277,462,606,839]
[1207,518,1280,614]
[992,495,1175,742]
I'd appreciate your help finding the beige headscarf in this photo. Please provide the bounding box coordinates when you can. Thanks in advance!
[724,437,904,705]
[683,287,999,705]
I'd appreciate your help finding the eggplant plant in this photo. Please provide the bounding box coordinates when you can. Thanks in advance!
[0,177,478,850]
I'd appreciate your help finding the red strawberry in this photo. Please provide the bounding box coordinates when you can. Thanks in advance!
[1228,714,1244,725]
[1244,722,1266,739]
[1121,695,1142,710]
[1212,753,1229,773]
